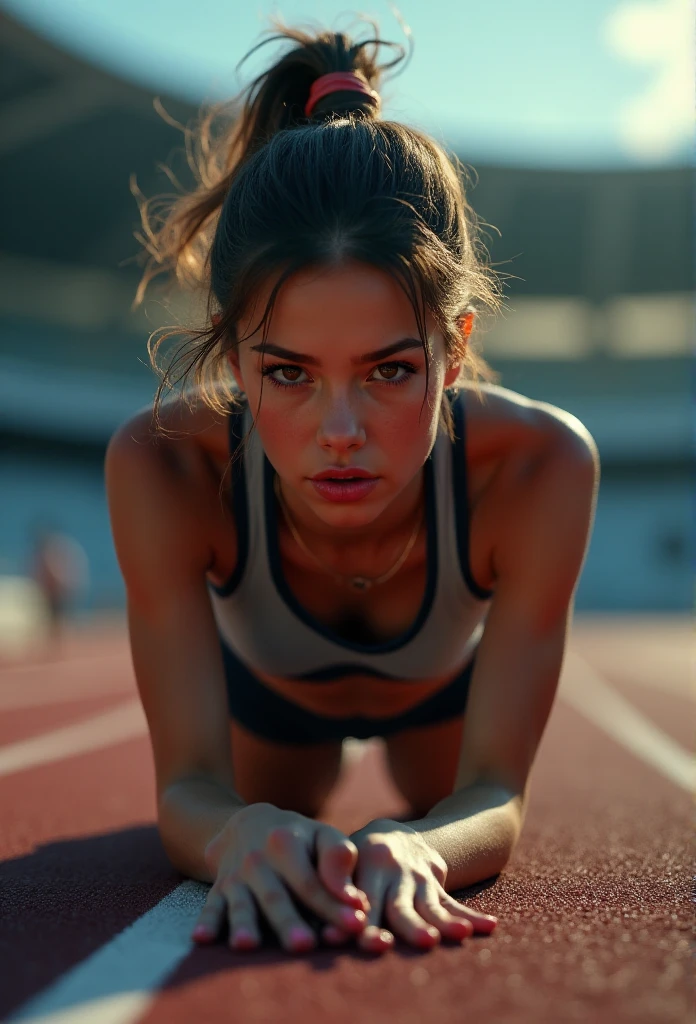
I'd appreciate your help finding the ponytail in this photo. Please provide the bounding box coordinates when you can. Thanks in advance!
[133,17,401,304]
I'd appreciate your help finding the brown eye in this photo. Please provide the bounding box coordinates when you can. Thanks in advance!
[261,363,308,388]
[371,362,416,386]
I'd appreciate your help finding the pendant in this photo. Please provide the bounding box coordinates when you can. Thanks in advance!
[350,576,373,591]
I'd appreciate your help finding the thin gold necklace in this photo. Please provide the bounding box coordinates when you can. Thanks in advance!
[273,474,424,592]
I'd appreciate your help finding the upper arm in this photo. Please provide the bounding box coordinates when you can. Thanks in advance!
[454,419,600,801]
[105,414,236,805]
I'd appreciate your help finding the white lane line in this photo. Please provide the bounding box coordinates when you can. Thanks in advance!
[0,652,135,711]
[0,677,135,713]
[0,699,147,778]
[6,880,208,1024]
[0,652,129,677]
[2,736,370,1022]
[560,649,696,793]
[5,743,372,1023]
[7,653,689,1023]
[567,636,694,700]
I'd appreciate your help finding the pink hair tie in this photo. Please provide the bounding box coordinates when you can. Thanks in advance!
[305,71,379,118]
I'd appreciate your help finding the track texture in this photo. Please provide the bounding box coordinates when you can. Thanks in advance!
[0,617,691,1023]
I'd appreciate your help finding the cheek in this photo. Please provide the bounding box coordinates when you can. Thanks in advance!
[251,395,308,469]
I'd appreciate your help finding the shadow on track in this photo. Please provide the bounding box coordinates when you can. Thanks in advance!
[0,824,503,1020]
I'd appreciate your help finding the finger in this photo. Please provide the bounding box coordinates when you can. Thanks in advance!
[413,881,474,942]
[248,859,317,953]
[314,827,371,911]
[267,827,367,935]
[383,877,441,949]
[352,863,394,953]
[192,884,227,943]
[321,923,352,946]
[223,881,261,951]
[438,892,498,933]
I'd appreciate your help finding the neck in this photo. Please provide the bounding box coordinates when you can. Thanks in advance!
[275,469,425,577]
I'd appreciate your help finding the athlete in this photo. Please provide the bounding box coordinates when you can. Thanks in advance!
[105,21,599,956]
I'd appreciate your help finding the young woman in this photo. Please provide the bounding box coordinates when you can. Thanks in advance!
[106,21,599,957]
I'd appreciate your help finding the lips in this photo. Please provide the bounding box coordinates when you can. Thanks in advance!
[311,468,377,481]
[310,475,380,503]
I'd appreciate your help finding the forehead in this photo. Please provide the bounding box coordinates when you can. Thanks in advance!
[241,261,431,345]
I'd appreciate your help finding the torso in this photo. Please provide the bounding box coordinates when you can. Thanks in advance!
[139,383,557,718]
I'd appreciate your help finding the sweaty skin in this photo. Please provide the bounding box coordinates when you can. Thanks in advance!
[228,261,460,561]
[110,260,583,952]
[213,261,495,952]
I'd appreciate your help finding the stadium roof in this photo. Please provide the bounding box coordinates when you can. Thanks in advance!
[1,8,691,295]
[0,9,691,459]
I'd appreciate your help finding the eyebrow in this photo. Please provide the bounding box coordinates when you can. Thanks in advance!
[249,338,424,366]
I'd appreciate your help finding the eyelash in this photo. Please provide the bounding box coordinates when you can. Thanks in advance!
[260,361,418,390]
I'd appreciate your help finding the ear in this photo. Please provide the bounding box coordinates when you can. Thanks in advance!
[461,311,475,340]
[444,312,475,387]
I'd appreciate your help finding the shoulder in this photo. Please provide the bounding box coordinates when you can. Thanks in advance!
[108,387,233,463]
[457,381,599,474]
[105,389,239,600]
[105,388,243,517]
[455,384,599,589]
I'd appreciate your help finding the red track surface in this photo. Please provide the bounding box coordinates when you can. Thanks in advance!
[0,616,691,1023]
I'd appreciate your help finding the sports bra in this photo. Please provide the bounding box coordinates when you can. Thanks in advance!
[207,391,494,687]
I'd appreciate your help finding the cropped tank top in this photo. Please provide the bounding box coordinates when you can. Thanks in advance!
[207,392,494,687]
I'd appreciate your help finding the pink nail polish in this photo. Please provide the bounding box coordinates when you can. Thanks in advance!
[288,926,314,948]
[339,906,363,928]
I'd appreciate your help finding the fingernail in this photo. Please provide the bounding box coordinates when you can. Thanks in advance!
[230,928,256,948]
[288,926,315,947]
[192,925,211,940]
[344,884,370,910]
[339,906,365,927]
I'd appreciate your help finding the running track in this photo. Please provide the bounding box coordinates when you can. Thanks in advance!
[0,616,692,1023]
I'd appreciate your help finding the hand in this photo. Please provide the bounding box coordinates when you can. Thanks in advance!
[192,802,371,954]
[319,818,498,953]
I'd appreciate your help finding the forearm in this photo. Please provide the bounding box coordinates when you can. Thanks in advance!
[404,782,524,892]
[158,776,248,883]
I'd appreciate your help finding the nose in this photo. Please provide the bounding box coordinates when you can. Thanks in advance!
[316,395,366,453]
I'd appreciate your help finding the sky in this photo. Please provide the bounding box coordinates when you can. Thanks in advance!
[2,0,692,168]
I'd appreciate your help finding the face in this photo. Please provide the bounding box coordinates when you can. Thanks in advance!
[228,261,463,530]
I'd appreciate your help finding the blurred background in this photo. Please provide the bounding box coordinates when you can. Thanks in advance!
[0,0,692,656]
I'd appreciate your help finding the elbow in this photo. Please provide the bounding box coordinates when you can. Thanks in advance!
[494,801,525,864]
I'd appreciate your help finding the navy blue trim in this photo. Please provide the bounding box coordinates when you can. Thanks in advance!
[264,454,438,654]
[285,663,400,682]
[221,640,476,745]
[207,403,250,597]
[450,392,495,601]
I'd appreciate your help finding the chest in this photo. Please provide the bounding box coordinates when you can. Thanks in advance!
[206,464,498,648]
[277,538,431,645]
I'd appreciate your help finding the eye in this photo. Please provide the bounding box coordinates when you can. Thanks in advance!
[261,363,309,387]
[371,361,417,386]
[259,362,415,389]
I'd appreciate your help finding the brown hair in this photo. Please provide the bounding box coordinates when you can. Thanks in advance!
[133,15,506,439]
